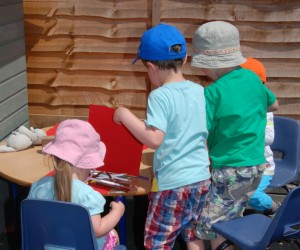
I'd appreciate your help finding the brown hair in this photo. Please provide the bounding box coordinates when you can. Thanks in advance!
[142,44,185,72]
[48,155,73,202]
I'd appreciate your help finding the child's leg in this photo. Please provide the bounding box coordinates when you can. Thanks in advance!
[211,236,233,250]
[144,180,210,250]
[195,164,265,248]
[182,180,211,250]
[249,174,273,211]
[144,191,181,250]
[102,229,118,250]
[186,239,205,250]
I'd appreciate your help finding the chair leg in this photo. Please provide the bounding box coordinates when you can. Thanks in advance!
[295,239,300,250]
[267,239,300,250]
[119,196,126,246]
[288,239,300,250]
[216,239,233,250]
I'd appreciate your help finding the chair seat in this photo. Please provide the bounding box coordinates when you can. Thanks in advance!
[212,214,272,249]
[212,186,300,250]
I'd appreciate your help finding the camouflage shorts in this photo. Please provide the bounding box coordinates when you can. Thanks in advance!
[195,164,265,240]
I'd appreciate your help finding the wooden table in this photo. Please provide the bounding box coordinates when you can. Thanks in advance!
[90,147,154,196]
[0,144,154,196]
[0,139,154,246]
[0,145,51,186]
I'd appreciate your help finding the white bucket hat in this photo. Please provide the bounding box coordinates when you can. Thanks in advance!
[191,21,246,69]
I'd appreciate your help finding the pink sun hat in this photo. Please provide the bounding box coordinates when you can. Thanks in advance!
[42,119,106,169]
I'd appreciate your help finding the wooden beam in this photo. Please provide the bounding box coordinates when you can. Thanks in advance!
[152,0,161,26]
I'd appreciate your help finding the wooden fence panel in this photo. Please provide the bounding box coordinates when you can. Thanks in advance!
[23,0,300,127]
[159,0,300,120]
[24,0,150,127]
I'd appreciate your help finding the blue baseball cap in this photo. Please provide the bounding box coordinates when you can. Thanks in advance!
[132,23,187,64]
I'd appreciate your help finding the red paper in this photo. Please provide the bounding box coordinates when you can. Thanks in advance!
[46,170,55,176]
[46,123,60,136]
[88,104,143,176]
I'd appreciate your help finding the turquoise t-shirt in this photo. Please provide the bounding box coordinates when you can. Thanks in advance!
[205,67,277,169]
[28,176,106,249]
[145,80,211,191]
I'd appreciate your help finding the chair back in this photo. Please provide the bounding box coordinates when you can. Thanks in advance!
[21,199,98,250]
[269,116,300,187]
[264,186,300,244]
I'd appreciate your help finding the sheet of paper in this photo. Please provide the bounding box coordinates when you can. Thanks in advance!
[88,104,143,176]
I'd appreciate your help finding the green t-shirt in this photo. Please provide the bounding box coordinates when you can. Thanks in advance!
[205,67,277,169]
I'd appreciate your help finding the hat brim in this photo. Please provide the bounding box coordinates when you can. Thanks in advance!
[191,51,246,69]
[42,141,106,169]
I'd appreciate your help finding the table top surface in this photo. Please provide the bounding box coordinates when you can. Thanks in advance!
[0,142,154,196]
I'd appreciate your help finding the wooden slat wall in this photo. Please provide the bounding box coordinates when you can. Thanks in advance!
[158,0,300,120]
[0,0,28,140]
[23,0,300,127]
[24,0,151,127]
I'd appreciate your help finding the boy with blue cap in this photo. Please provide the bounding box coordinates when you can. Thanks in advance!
[113,23,211,249]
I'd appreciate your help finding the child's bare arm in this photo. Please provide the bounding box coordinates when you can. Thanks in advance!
[113,106,164,149]
[268,99,279,112]
[91,201,125,238]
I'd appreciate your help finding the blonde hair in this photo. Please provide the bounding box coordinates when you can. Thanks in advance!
[48,155,73,202]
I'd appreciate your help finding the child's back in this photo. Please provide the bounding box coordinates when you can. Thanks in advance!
[191,21,278,250]
[241,57,280,215]
[204,66,273,168]
[27,119,125,250]
[148,80,210,190]
[114,23,211,249]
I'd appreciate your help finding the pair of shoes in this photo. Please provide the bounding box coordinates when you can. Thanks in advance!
[264,201,281,216]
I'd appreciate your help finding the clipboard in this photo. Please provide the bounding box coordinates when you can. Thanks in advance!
[88,104,143,176]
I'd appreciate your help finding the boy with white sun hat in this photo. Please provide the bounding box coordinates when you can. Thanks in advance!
[191,21,279,250]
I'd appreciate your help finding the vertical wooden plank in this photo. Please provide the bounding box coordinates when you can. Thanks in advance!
[152,0,161,26]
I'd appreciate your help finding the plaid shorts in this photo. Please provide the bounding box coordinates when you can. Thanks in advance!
[195,164,265,240]
[144,179,211,250]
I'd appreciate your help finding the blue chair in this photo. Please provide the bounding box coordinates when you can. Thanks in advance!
[21,199,126,250]
[212,186,300,250]
[269,116,300,190]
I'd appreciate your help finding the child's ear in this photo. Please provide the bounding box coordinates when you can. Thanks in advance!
[183,55,187,65]
[145,61,152,68]
[146,61,158,72]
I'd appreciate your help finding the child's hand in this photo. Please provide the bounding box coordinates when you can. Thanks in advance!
[110,200,125,216]
[113,107,127,125]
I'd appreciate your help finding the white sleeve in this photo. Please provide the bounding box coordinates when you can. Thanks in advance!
[265,112,274,146]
